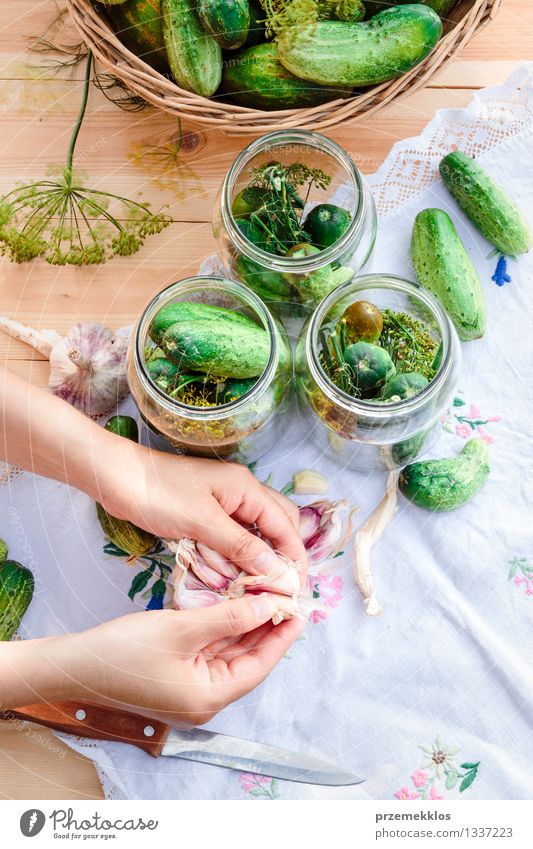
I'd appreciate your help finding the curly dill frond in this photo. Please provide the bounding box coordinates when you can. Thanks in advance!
[28,4,88,73]
[259,0,319,41]
[93,73,149,112]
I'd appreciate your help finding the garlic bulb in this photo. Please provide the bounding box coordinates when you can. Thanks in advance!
[167,539,325,625]
[0,316,129,416]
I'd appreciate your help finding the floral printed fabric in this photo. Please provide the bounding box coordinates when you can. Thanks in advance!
[1,69,532,801]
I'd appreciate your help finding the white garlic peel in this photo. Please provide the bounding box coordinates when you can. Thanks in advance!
[0,316,129,416]
[353,470,399,616]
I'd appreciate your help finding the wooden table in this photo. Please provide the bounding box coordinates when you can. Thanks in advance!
[0,0,530,800]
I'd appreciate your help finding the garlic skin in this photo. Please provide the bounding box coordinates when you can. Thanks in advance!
[0,316,129,416]
[353,470,399,616]
[300,499,357,571]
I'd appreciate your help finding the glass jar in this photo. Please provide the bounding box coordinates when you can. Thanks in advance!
[128,276,293,465]
[214,130,377,316]
[296,275,462,471]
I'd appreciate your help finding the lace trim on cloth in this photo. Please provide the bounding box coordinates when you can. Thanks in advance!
[0,462,23,487]
[367,65,533,217]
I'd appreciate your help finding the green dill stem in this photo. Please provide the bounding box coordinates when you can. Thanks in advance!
[170,374,205,397]
[320,329,335,374]
[72,192,124,231]
[339,319,347,355]
[386,312,418,350]
[65,51,93,177]
[329,331,345,367]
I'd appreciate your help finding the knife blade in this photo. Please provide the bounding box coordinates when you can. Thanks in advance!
[162,726,363,785]
[0,700,363,787]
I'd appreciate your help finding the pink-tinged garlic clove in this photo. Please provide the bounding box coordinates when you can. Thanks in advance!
[299,505,322,546]
[227,558,300,598]
[190,554,233,593]
[172,565,223,610]
[196,543,241,581]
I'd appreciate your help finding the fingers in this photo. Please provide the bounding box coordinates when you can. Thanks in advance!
[196,500,290,577]
[264,485,300,532]
[232,485,307,573]
[178,593,279,647]
[225,617,305,701]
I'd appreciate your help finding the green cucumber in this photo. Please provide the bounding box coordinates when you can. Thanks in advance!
[282,244,354,304]
[108,0,169,74]
[198,0,250,49]
[162,0,222,96]
[343,341,396,395]
[243,1,266,46]
[365,1,456,18]
[278,5,442,88]
[222,43,352,109]
[222,377,257,403]
[303,204,351,248]
[399,438,490,511]
[0,560,34,640]
[381,372,429,400]
[146,356,180,389]
[0,539,7,566]
[411,208,487,341]
[162,318,270,377]
[233,254,293,302]
[439,151,532,256]
[237,219,269,250]
[232,186,268,219]
[105,415,139,442]
[149,300,259,344]
[97,417,157,558]
[96,504,157,558]
[391,429,428,466]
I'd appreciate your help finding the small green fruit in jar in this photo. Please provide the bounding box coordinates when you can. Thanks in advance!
[232,186,268,219]
[343,341,396,395]
[304,203,352,248]
[222,377,257,404]
[147,357,180,389]
[381,372,430,401]
[0,539,7,566]
[341,300,383,343]
[236,218,268,250]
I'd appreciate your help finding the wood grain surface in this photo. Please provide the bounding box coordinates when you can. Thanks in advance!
[0,0,531,800]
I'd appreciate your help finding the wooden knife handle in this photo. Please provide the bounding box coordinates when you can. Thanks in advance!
[0,701,169,757]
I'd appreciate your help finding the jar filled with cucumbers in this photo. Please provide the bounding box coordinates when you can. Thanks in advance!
[128,276,293,463]
[214,130,377,316]
[295,274,461,471]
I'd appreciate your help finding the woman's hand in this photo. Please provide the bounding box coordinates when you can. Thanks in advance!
[1,596,304,722]
[0,367,306,581]
[96,439,307,582]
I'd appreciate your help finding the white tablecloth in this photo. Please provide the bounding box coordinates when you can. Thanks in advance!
[1,66,532,800]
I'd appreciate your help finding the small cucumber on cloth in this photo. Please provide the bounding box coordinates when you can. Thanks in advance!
[399,438,490,511]
[411,208,486,341]
[439,151,532,257]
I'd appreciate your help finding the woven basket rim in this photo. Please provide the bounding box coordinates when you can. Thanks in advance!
[66,0,503,134]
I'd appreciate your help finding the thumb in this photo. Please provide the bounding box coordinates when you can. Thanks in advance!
[179,594,280,646]
[198,506,285,577]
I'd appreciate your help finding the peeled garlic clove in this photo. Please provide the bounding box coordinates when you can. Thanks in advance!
[292,469,329,495]
[227,557,300,597]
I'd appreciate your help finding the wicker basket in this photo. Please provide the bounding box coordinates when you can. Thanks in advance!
[66,0,502,136]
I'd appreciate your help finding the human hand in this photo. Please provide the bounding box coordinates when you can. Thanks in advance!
[67,595,304,725]
[96,438,307,582]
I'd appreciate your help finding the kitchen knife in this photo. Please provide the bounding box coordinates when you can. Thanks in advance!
[0,701,363,786]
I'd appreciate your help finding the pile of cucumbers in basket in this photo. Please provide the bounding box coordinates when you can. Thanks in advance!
[103,0,457,107]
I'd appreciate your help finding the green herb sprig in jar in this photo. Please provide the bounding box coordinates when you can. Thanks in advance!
[320,299,439,403]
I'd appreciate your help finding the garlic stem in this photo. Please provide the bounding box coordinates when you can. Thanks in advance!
[0,315,61,358]
[67,347,92,371]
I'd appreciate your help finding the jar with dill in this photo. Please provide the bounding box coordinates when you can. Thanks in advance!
[214,130,377,316]
[127,277,293,464]
[296,275,462,471]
